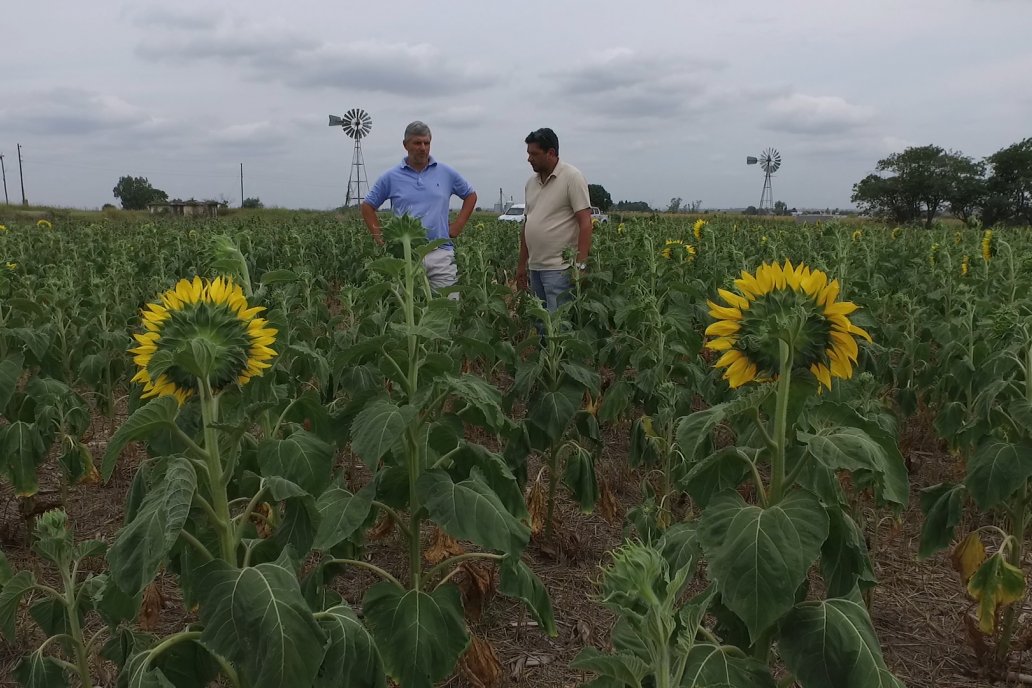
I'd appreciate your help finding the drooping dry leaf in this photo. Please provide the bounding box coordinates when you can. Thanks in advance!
[425,525,465,565]
[459,634,503,688]
[139,581,164,631]
[596,472,621,525]
[459,561,497,622]
[967,552,1026,634]
[368,513,396,541]
[963,612,992,662]
[527,479,547,536]
[253,502,274,539]
[951,531,986,584]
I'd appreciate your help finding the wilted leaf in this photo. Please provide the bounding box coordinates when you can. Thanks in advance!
[424,525,465,566]
[967,552,1026,634]
[950,532,986,585]
[459,634,503,688]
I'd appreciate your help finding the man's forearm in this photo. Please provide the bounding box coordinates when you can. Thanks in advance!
[360,203,381,240]
[518,227,529,269]
[576,216,593,263]
[456,192,477,226]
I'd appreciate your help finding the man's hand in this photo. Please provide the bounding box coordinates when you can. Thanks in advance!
[515,264,529,292]
[372,230,384,246]
[448,221,464,239]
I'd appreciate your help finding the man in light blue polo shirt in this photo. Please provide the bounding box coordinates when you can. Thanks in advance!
[361,121,477,297]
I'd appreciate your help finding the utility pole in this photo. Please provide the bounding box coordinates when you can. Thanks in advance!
[240,163,244,207]
[0,154,8,205]
[17,143,27,206]
[498,187,503,212]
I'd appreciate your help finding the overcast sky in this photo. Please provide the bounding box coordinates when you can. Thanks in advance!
[3,0,1030,211]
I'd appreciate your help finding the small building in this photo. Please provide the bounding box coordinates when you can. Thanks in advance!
[148,199,222,218]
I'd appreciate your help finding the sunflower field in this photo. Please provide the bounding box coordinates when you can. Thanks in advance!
[1,210,1032,687]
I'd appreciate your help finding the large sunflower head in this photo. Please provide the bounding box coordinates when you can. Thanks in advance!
[693,218,706,240]
[130,276,277,405]
[704,260,872,390]
[981,229,993,262]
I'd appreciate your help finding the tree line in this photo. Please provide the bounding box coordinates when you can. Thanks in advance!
[851,138,1032,228]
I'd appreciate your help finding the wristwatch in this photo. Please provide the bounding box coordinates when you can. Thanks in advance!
[576,261,588,271]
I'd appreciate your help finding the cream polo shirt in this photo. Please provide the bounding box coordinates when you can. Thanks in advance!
[523,160,591,270]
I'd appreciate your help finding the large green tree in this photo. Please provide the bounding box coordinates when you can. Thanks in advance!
[983,138,1032,226]
[113,175,168,210]
[851,145,978,228]
[588,183,612,211]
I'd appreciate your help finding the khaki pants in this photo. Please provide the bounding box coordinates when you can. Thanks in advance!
[423,247,459,300]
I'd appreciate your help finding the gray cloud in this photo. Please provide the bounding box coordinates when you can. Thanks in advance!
[136,18,495,97]
[547,48,748,130]
[0,89,179,139]
[762,93,877,136]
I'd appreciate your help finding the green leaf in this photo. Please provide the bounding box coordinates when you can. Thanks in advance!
[259,269,298,285]
[659,522,700,575]
[14,652,70,688]
[418,468,529,554]
[966,440,1032,510]
[563,445,599,512]
[561,362,601,394]
[446,442,527,520]
[0,421,46,496]
[102,397,180,482]
[779,596,904,688]
[917,483,965,558]
[313,483,374,551]
[350,400,416,469]
[499,556,557,636]
[107,456,197,595]
[527,387,580,445]
[441,375,508,432]
[597,380,633,423]
[363,582,469,688]
[257,430,333,495]
[314,604,387,688]
[570,647,647,687]
[0,353,24,413]
[681,644,776,687]
[198,555,326,688]
[0,570,35,642]
[799,426,908,506]
[682,447,752,508]
[698,489,829,641]
[821,509,877,597]
[675,404,726,463]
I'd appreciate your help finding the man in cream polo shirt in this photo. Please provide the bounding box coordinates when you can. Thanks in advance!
[515,128,593,312]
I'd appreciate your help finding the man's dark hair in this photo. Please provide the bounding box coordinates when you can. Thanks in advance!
[525,128,559,155]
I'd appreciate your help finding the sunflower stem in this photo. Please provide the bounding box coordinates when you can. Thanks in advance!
[199,378,237,565]
[770,340,793,505]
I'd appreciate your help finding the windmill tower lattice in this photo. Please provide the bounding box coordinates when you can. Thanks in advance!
[329,108,372,206]
[746,148,781,213]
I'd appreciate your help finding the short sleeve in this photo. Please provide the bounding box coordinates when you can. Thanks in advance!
[569,169,591,213]
[450,167,475,199]
[364,172,390,209]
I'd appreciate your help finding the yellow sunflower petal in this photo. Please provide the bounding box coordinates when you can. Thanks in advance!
[708,301,743,321]
[706,337,736,351]
[717,288,749,310]
[715,349,745,369]
[705,320,741,337]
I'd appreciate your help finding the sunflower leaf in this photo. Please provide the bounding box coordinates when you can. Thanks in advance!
[363,582,468,688]
[101,397,180,482]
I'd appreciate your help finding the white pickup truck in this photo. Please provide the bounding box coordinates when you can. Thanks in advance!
[590,207,609,223]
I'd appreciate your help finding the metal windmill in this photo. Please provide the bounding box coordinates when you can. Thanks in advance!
[329,108,372,206]
[746,148,781,213]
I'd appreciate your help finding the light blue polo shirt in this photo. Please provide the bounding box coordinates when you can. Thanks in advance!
[363,156,475,250]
